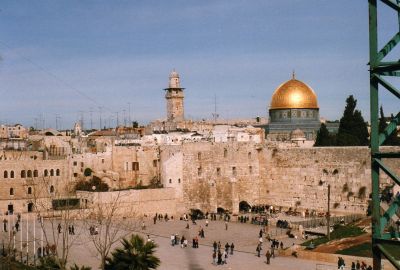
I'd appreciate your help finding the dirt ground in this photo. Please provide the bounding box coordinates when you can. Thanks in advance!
[313,233,371,253]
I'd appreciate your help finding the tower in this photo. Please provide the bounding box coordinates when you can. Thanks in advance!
[164,70,185,122]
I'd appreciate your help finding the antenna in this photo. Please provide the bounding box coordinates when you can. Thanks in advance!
[212,93,219,122]
[128,102,131,126]
[98,106,102,130]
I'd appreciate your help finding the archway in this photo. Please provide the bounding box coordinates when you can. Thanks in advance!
[27,202,34,212]
[239,200,251,213]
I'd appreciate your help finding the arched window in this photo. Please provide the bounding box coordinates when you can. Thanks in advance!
[56,169,60,176]
[27,187,32,195]
[33,170,38,177]
[4,171,8,178]
[10,171,14,178]
[248,152,252,159]
[27,170,32,178]
[224,149,228,158]
[21,170,26,178]
[50,185,55,193]
[50,169,54,176]
[9,188,14,195]
[169,179,172,184]
[178,178,181,184]
[44,170,48,177]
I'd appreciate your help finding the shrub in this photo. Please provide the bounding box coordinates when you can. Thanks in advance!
[83,168,92,177]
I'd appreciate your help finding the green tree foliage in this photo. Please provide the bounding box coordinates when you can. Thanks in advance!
[336,95,369,146]
[379,106,400,145]
[84,168,93,177]
[75,175,109,192]
[314,123,335,146]
[105,234,160,270]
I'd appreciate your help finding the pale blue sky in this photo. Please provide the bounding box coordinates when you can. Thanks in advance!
[0,1,398,129]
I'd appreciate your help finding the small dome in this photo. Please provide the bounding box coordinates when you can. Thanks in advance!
[169,70,179,79]
[290,128,306,140]
[270,76,318,110]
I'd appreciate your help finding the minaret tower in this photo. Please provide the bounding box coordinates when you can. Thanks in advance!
[164,70,185,122]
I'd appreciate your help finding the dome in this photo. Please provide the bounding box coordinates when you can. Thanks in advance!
[270,76,318,110]
[169,69,179,79]
[290,128,306,140]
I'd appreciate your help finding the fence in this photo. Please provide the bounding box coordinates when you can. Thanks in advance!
[290,214,364,230]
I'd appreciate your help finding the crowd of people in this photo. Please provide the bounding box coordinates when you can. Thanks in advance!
[338,257,373,270]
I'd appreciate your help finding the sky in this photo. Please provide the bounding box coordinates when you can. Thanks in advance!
[0,0,399,129]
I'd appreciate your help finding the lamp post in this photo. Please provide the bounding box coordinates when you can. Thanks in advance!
[327,184,331,240]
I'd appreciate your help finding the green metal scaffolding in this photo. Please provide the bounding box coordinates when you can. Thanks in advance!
[368,0,400,269]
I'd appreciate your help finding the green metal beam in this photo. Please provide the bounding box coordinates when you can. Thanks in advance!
[379,112,400,145]
[382,0,400,11]
[377,243,400,269]
[373,152,400,158]
[375,158,400,186]
[378,71,400,76]
[379,197,400,230]
[374,74,400,99]
[377,32,400,61]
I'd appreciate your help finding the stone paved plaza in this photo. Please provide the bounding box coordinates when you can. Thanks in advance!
[1,214,338,269]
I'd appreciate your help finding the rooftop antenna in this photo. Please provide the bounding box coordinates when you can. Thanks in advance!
[212,93,219,123]
[292,69,296,79]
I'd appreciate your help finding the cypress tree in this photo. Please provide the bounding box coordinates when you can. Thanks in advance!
[336,95,369,146]
[314,123,334,146]
[379,106,400,145]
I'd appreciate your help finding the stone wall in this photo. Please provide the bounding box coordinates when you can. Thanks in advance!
[264,146,400,214]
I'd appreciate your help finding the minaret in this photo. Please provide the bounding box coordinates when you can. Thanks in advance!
[164,70,185,122]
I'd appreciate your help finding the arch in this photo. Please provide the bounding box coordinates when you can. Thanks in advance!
[9,188,14,196]
[239,201,251,212]
[44,169,48,177]
[50,185,55,193]
[45,131,55,136]
[50,169,54,176]
[33,170,38,177]
[56,169,60,176]
[27,170,32,178]
[10,171,14,178]
[27,186,32,195]
[27,202,34,212]
[248,152,252,159]
[21,170,26,178]
[4,171,8,178]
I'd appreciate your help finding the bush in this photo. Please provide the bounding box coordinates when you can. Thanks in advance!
[83,168,92,177]
[75,176,109,192]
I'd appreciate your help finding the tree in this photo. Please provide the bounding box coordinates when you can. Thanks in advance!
[336,95,369,146]
[84,191,138,270]
[314,123,335,146]
[105,234,160,270]
[379,106,400,145]
[83,168,92,177]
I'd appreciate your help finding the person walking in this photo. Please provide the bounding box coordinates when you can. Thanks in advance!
[256,243,261,257]
[212,251,217,265]
[230,243,234,255]
[225,221,228,230]
[266,250,271,264]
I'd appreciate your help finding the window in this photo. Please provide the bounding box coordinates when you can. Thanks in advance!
[132,162,139,171]
[178,178,181,184]
[50,185,55,193]
[153,160,158,167]
[50,169,54,176]
[73,173,78,178]
[10,188,14,196]
[4,171,8,178]
[81,162,84,167]
[249,166,253,174]
[198,167,202,177]
[73,161,77,166]
[216,168,221,177]
[198,152,201,160]
[224,149,228,158]
[10,171,14,178]
[102,159,104,164]
[44,170,48,177]
[27,187,32,195]
[21,170,26,178]
[248,152,252,159]
[27,170,32,178]
[169,179,172,184]
[56,169,60,176]
[33,170,38,177]
[232,167,237,176]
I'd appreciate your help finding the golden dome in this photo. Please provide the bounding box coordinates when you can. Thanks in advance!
[270,77,319,110]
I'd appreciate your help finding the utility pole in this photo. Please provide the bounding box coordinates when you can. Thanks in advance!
[128,102,131,126]
[327,184,331,240]
[89,108,93,130]
[98,106,102,130]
